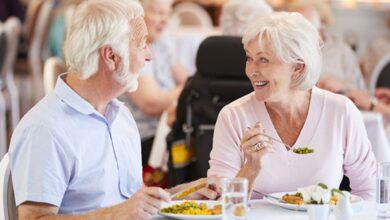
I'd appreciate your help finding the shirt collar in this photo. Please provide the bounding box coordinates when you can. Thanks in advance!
[53,73,124,117]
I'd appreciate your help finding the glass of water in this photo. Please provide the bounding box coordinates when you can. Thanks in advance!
[377,162,390,218]
[222,177,248,220]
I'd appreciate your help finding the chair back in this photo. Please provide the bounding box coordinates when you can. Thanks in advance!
[369,52,390,93]
[0,17,22,131]
[0,154,16,220]
[171,2,213,29]
[167,36,252,185]
[43,57,65,95]
[27,0,55,102]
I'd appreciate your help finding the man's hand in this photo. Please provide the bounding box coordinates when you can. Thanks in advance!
[124,186,171,220]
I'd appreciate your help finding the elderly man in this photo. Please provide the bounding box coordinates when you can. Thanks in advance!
[9,0,217,219]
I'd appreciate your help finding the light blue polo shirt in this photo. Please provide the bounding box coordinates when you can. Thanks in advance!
[9,74,143,214]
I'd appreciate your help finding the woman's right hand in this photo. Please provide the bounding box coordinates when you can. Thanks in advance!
[240,122,274,169]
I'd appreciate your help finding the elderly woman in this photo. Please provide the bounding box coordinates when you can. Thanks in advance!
[208,12,376,200]
[220,0,273,36]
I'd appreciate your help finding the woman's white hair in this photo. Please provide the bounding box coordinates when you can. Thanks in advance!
[243,12,323,90]
[139,0,174,8]
[63,0,144,79]
[220,0,273,36]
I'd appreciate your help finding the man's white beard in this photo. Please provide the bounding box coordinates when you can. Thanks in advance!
[113,52,139,92]
[114,69,139,92]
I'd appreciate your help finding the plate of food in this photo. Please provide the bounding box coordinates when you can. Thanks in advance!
[263,184,363,211]
[159,200,222,220]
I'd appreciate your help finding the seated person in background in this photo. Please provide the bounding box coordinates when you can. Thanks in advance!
[347,87,390,117]
[120,0,191,166]
[220,0,273,36]
[9,1,218,219]
[208,12,376,200]
[361,14,390,85]
[284,1,366,93]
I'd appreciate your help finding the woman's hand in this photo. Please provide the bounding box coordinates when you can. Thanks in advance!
[241,122,274,169]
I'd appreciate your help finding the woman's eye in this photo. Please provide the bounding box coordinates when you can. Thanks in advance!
[246,56,253,62]
[259,57,268,63]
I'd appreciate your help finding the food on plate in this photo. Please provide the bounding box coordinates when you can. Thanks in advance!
[282,183,330,205]
[160,201,222,215]
[293,147,314,154]
[282,192,304,205]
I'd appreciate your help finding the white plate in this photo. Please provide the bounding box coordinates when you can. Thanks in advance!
[263,192,363,211]
[159,200,222,220]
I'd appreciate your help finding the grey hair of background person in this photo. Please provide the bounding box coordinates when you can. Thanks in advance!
[220,0,273,36]
[242,12,323,90]
[139,0,174,8]
[63,0,144,80]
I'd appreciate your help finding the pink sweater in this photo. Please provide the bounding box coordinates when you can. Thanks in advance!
[208,87,376,200]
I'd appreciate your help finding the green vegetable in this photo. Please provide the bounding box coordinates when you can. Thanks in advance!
[318,183,328,190]
[292,147,315,154]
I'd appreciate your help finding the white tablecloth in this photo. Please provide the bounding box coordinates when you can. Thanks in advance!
[362,111,390,162]
[152,200,377,220]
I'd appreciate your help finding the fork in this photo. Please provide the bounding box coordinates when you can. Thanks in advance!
[253,190,284,202]
[246,126,292,150]
[260,133,293,150]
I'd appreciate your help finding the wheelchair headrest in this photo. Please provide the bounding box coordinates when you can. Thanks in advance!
[196,36,247,79]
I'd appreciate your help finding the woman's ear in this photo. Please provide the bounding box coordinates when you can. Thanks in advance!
[99,45,120,71]
[292,63,305,80]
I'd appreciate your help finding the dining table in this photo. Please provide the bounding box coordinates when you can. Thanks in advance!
[151,199,378,220]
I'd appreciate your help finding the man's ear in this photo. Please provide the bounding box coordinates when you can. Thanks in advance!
[99,45,119,71]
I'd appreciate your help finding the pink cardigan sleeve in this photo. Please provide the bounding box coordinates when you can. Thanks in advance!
[343,99,376,200]
[207,107,244,178]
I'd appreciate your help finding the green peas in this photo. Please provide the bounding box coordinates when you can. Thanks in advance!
[292,147,314,154]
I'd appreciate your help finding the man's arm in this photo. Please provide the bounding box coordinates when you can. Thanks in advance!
[18,187,170,220]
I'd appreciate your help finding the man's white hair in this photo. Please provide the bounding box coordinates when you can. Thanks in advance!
[220,0,273,36]
[63,0,144,79]
[243,12,323,90]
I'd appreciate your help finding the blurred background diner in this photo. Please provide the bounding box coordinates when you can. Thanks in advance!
[2,0,390,190]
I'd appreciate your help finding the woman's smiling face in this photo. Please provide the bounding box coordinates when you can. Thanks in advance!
[245,35,299,102]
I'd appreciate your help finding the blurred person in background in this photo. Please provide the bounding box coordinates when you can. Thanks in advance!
[0,0,26,22]
[284,0,366,93]
[10,0,218,219]
[347,87,390,117]
[361,14,390,85]
[120,0,191,169]
[208,12,376,200]
[219,0,273,36]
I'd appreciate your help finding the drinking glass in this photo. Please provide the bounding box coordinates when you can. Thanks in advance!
[377,162,390,218]
[222,177,248,220]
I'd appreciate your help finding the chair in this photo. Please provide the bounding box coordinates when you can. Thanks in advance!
[369,52,390,94]
[167,36,252,185]
[1,17,22,132]
[171,2,213,29]
[0,154,17,220]
[26,0,55,103]
[43,57,65,95]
